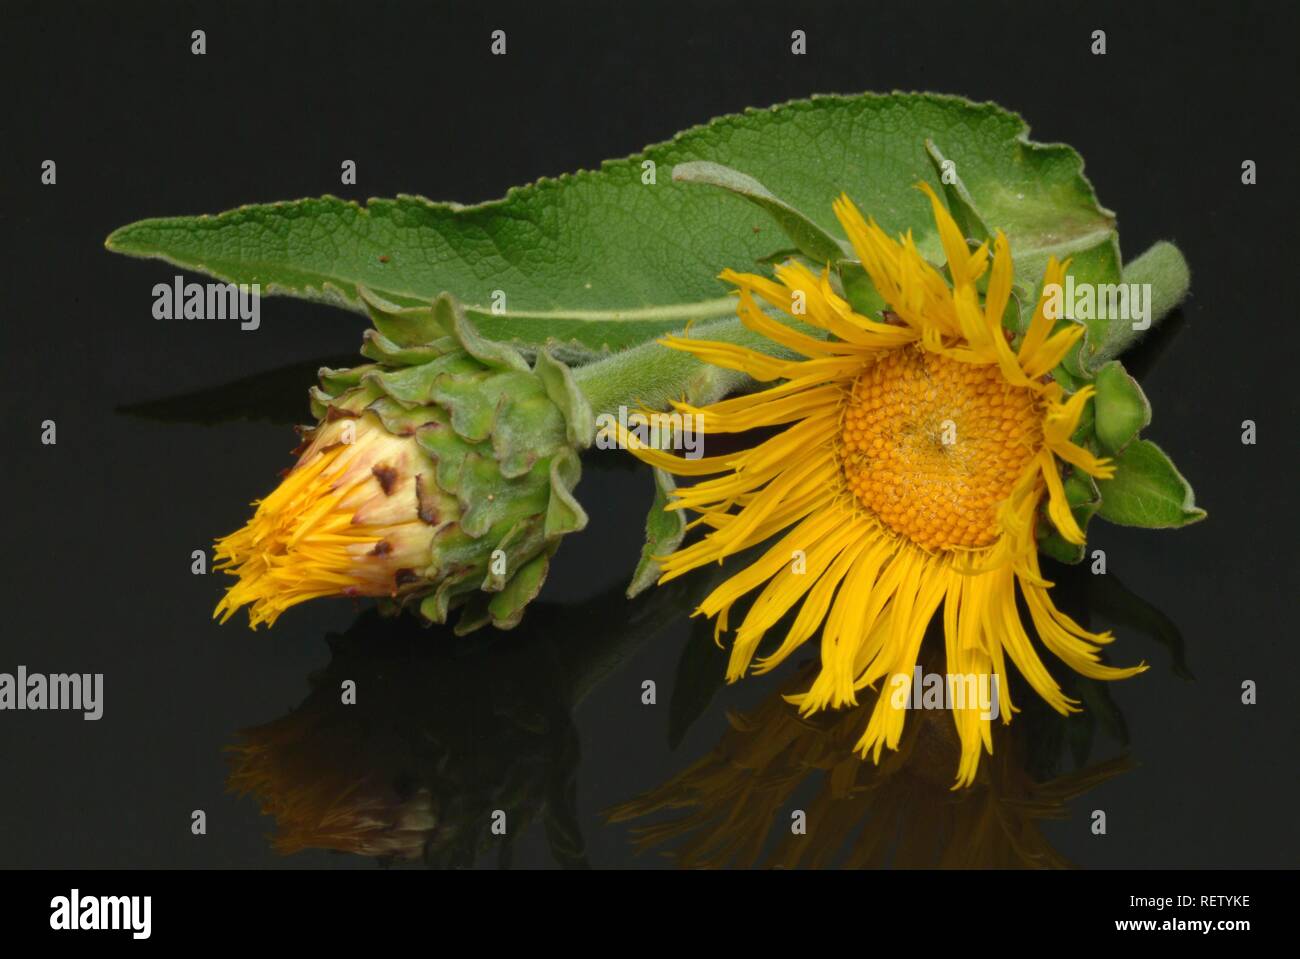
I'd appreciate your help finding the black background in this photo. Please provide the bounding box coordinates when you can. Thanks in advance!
[1,0,1297,869]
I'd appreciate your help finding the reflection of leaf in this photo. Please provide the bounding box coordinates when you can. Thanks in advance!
[667,615,729,750]
[1089,571,1194,680]
[1067,701,1095,771]
[117,354,354,426]
[1077,678,1130,749]
[107,94,1117,357]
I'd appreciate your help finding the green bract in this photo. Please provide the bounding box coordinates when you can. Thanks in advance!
[310,293,592,632]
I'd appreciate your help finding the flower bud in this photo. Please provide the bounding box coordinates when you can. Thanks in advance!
[213,293,593,631]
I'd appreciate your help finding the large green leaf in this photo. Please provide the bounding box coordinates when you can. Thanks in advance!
[106,93,1119,358]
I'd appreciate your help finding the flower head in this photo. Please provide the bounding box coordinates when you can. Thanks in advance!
[213,293,593,632]
[622,184,1146,786]
[213,414,444,628]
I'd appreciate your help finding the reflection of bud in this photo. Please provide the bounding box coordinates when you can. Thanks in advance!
[227,714,439,860]
[224,611,559,866]
[213,293,593,631]
[225,577,698,867]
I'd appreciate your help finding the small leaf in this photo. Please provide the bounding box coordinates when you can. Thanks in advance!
[485,550,554,631]
[672,161,848,265]
[838,261,887,318]
[923,139,992,243]
[1037,471,1101,563]
[1093,360,1151,454]
[627,468,687,598]
[544,448,589,538]
[534,349,596,448]
[435,294,530,373]
[1097,440,1206,528]
[357,286,446,346]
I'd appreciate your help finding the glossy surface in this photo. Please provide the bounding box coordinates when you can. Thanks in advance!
[2,0,1296,867]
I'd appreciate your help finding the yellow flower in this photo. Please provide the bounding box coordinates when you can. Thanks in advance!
[213,415,438,629]
[621,183,1146,787]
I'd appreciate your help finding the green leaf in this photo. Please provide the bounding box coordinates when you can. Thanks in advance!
[626,468,687,598]
[1037,471,1101,564]
[923,139,992,244]
[485,550,554,631]
[838,261,888,318]
[1097,440,1206,528]
[106,93,1118,358]
[672,160,849,265]
[1093,360,1151,455]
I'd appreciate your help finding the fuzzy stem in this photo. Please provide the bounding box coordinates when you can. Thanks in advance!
[571,315,793,417]
[1093,241,1191,366]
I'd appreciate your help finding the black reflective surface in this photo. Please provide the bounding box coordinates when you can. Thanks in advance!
[2,0,1297,867]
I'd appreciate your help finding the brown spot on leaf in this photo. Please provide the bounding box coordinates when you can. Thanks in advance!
[394,568,419,588]
[369,540,392,556]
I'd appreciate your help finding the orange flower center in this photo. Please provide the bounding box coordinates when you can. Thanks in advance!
[839,347,1042,551]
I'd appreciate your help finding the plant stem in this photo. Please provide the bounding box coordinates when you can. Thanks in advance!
[1093,241,1191,366]
[571,315,791,417]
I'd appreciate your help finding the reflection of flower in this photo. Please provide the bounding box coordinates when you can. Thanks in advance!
[227,709,438,860]
[223,610,587,866]
[608,658,1131,868]
[225,573,710,867]
[623,185,1144,785]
